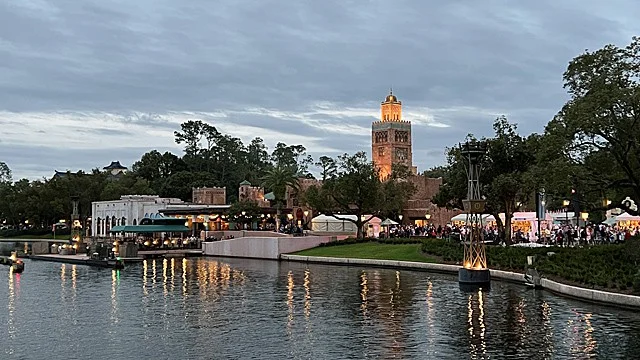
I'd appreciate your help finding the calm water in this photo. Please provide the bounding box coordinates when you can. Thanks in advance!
[2,258,640,359]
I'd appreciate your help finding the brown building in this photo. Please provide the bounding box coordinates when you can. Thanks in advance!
[192,187,226,205]
[238,180,271,207]
[371,90,461,227]
[372,90,417,180]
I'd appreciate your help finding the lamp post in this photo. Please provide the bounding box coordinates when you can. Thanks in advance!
[563,199,570,226]
[398,214,403,224]
[425,213,431,225]
[303,210,309,229]
[580,212,589,227]
[458,140,490,288]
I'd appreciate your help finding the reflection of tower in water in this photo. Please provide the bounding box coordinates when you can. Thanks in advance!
[466,289,487,358]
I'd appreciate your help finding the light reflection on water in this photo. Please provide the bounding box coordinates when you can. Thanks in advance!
[1,258,640,359]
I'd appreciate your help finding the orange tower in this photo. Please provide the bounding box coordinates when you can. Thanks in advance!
[371,89,414,180]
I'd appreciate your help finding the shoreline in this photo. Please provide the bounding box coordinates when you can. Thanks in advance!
[280,254,640,310]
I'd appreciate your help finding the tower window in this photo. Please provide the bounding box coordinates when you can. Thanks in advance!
[375,131,388,143]
[395,131,409,143]
[378,147,385,156]
[395,148,408,161]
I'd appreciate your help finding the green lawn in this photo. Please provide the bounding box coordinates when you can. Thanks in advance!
[295,242,436,263]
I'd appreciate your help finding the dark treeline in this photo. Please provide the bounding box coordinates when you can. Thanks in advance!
[0,119,316,228]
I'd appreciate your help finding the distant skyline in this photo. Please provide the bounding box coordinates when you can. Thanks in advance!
[1,0,640,180]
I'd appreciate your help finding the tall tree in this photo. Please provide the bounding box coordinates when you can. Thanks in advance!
[304,152,387,239]
[271,143,313,177]
[261,165,299,230]
[0,161,11,183]
[432,117,537,244]
[543,37,640,215]
[315,156,337,181]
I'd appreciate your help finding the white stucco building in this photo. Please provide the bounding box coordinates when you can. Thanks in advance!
[91,195,184,237]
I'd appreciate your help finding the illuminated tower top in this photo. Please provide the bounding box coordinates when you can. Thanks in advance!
[380,88,402,122]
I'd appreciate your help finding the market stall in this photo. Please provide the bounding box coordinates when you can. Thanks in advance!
[616,212,640,228]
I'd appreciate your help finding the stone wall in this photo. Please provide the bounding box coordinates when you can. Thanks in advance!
[192,187,226,205]
[202,236,333,259]
[402,175,463,227]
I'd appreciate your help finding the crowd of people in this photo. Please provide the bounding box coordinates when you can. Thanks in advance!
[383,222,638,247]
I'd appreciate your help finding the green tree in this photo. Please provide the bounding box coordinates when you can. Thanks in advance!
[315,156,337,181]
[0,161,11,183]
[304,152,383,239]
[543,37,640,215]
[433,117,537,244]
[227,200,263,230]
[261,165,299,230]
[271,143,313,177]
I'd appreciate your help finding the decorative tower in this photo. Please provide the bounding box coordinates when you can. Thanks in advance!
[458,140,491,288]
[372,89,414,180]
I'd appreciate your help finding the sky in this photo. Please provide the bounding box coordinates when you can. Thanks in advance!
[1,0,640,180]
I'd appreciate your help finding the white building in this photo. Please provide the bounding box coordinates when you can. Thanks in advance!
[91,195,184,237]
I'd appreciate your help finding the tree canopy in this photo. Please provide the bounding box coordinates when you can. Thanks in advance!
[304,152,415,238]
[0,120,314,230]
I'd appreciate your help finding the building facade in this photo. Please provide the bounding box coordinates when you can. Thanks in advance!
[91,195,184,237]
[371,90,461,227]
[192,186,226,205]
[372,90,416,180]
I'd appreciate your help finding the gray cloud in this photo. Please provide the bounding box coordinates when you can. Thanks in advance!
[1,0,640,179]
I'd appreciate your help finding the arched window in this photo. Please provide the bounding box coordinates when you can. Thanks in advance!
[133,219,137,225]
[112,216,116,228]
[122,217,126,226]
[96,217,101,236]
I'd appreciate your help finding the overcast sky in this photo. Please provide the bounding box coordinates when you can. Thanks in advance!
[1,0,639,180]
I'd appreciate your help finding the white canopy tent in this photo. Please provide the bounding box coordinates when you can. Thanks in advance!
[450,214,496,225]
[311,214,382,236]
[311,214,359,233]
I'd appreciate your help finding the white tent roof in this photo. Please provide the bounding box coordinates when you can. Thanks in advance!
[451,214,496,223]
[617,212,640,221]
[312,214,358,223]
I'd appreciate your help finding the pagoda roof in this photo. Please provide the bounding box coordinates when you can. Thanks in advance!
[239,180,252,186]
[103,161,127,170]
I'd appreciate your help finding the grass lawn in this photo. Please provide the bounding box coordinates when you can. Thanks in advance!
[295,242,436,263]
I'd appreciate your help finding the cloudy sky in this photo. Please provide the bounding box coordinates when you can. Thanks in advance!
[1,0,639,180]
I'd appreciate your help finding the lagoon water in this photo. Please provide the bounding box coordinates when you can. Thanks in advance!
[2,257,640,359]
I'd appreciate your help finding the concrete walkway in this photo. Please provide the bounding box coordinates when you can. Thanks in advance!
[280,254,640,309]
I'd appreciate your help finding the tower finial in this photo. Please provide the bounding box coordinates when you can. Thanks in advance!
[390,86,393,95]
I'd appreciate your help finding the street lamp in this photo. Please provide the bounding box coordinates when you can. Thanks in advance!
[425,213,431,226]
[563,199,570,226]
[241,211,246,216]
[580,212,589,226]
[398,214,403,223]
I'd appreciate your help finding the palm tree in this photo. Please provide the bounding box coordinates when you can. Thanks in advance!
[261,166,299,231]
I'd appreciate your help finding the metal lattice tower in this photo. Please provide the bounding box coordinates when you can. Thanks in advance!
[460,141,487,270]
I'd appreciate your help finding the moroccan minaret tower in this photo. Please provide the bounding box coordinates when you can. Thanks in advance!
[371,89,415,180]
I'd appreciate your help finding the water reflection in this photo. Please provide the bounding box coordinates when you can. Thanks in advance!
[466,289,487,359]
[111,269,120,323]
[303,268,311,320]
[143,259,148,296]
[7,268,17,355]
[182,258,188,297]
[4,258,640,359]
[162,258,168,297]
[360,271,369,318]
[568,310,598,357]
[287,270,295,335]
